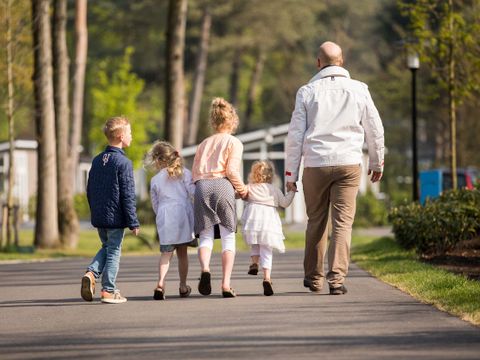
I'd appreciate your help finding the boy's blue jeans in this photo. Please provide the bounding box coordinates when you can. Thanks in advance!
[87,228,125,293]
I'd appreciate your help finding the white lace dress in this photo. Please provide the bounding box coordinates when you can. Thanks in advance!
[241,183,295,253]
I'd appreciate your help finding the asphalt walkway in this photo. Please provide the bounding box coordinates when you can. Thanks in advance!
[0,250,479,359]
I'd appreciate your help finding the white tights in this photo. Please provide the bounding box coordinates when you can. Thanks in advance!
[250,244,273,270]
[199,225,236,253]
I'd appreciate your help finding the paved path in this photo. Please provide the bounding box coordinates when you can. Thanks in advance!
[0,251,479,359]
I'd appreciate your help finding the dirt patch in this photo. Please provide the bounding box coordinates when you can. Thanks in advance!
[422,237,480,281]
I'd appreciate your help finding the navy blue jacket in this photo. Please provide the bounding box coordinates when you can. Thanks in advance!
[87,146,140,230]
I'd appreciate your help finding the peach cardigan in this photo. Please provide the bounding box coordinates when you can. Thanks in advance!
[192,133,248,197]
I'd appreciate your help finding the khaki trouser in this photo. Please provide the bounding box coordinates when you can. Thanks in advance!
[302,165,361,289]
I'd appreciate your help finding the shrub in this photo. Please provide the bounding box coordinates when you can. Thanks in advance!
[74,193,91,220]
[354,190,388,228]
[136,198,155,225]
[389,186,480,255]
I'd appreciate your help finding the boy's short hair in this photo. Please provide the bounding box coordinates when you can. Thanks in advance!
[103,116,130,142]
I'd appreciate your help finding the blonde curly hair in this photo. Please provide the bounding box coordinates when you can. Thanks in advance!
[144,141,183,178]
[248,160,275,184]
[209,97,239,133]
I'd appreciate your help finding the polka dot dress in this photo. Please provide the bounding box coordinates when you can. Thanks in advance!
[194,178,236,235]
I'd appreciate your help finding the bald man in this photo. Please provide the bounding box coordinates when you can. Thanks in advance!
[285,41,384,295]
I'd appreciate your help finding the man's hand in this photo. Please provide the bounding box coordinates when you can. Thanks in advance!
[131,228,140,236]
[368,170,383,183]
[286,181,298,192]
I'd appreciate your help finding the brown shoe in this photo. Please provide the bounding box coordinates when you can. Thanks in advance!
[101,290,127,304]
[81,271,95,302]
[179,285,191,298]
[248,263,259,275]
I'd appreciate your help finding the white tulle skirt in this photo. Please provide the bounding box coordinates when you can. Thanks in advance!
[241,203,285,253]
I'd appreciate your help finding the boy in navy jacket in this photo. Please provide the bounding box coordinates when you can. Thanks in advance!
[81,116,140,304]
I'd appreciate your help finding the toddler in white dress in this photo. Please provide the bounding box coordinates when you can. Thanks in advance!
[241,160,295,296]
[145,141,196,300]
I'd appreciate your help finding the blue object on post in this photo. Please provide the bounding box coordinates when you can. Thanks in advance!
[419,170,443,205]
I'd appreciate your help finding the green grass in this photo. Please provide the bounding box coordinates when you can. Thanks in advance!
[351,235,480,326]
[0,226,306,261]
[0,227,159,261]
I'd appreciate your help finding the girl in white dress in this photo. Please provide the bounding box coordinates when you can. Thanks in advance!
[145,141,196,300]
[241,160,295,296]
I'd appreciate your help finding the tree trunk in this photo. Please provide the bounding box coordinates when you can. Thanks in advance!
[448,0,457,190]
[70,0,87,184]
[32,0,60,248]
[229,48,242,108]
[53,0,79,248]
[5,0,15,249]
[186,7,211,146]
[165,0,187,150]
[244,49,266,131]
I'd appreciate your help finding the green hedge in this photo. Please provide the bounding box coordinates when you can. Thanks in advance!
[354,190,388,228]
[388,186,480,255]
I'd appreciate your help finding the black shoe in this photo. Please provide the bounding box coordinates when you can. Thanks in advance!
[198,271,212,296]
[263,280,274,296]
[329,285,348,295]
[304,278,322,293]
[222,288,236,298]
[248,263,259,275]
[153,287,165,300]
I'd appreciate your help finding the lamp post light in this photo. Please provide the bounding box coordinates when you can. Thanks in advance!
[407,52,420,202]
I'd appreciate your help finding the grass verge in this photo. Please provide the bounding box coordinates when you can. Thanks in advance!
[0,226,306,261]
[351,235,480,326]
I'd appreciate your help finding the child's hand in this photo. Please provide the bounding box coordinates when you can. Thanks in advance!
[286,182,298,192]
[131,228,140,236]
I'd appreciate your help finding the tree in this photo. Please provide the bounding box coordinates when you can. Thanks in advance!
[244,48,265,130]
[2,0,16,249]
[53,0,79,248]
[70,0,88,185]
[186,5,211,146]
[208,0,323,131]
[89,48,149,167]
[31,0,59,248]
[0,0,32,250]
[0,0,33,143]
[400,0,480,189]
[165,0,188,149]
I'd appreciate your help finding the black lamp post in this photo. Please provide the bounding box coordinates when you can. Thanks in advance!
[407,52,420,201]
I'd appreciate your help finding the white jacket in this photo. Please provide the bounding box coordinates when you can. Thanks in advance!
[285,66,384,182]
[150,168,195,245]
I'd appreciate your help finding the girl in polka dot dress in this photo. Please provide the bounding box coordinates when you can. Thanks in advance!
[192,98,248,298]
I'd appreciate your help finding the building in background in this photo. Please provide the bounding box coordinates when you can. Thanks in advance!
[181,123,381,224]
[0,126,381,224]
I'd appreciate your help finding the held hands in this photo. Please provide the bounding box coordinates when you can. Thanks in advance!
[131,228,140,236]
[368,170,383,183]
[235,191,249,200]
[286,182,298,193]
